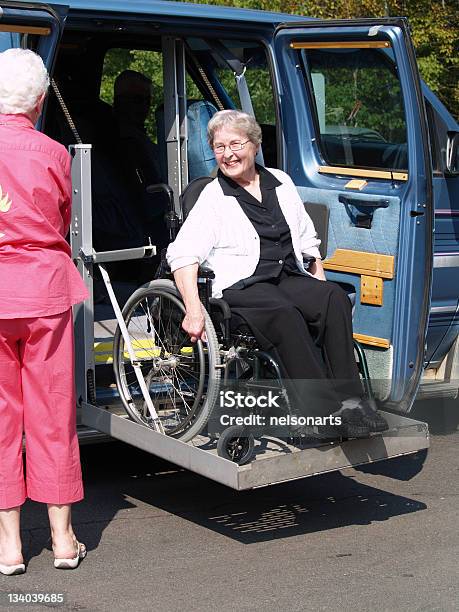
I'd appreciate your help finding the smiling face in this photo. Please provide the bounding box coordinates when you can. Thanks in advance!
[212,127,259,184]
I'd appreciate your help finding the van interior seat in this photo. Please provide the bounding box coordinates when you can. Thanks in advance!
[259,123,277,168]
[303,201,329,261]
[187,100,218,179]
[155,99,218,181]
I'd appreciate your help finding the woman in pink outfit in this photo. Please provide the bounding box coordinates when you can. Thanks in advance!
[0,49,88,574]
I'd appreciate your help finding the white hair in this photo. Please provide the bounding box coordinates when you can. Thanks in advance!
[207,110,262,147]
[0,49,49,115]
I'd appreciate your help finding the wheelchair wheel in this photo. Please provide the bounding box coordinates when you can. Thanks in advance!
[113,279,221,442]
[217,426,255,465]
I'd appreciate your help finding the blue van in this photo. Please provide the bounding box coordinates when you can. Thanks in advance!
[1,1,458,452]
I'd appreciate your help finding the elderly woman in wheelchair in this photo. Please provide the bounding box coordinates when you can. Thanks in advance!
[114,110,388,462]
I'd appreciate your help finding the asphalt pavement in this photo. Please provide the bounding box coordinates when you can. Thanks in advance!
[1,403,458,612]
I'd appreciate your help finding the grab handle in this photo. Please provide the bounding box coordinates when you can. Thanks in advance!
[339,195,389,229]
[339,195,390,209]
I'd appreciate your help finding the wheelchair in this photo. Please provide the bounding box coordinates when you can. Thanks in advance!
[112,178,375,464]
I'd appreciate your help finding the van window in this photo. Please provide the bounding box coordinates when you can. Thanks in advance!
[0,32,21,51]
[0,29,43,53]
[302,47,408,171]
[215,49,276,126]
[187,38,278,167]
[425,100,443,175]
[100,48,163,141]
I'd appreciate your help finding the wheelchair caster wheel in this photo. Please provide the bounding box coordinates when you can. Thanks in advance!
[217,426,255,465]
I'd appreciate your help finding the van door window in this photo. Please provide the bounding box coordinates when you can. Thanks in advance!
[301,45,408,171]
[0,24,49,52]
[425,100,443,175]
[0,31,21,51]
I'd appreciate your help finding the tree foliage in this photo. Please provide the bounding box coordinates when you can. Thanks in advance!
[99,1,458,132]
[180,0,458,119]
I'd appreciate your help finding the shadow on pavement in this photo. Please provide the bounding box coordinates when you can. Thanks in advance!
[354,448,428,479]
[60,441,428,546]
[353,397,457,479]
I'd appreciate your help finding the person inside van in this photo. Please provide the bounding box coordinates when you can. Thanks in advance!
[91,70,167,280]
[113,69,162,191]
[167,110,389,439]
[0,49,87,574]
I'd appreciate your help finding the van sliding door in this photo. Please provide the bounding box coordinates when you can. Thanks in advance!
[273,19,433,412]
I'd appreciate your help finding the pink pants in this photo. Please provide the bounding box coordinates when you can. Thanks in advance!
[0,310,83,509]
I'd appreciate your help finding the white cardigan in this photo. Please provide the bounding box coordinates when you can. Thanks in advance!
[166,168,321,298]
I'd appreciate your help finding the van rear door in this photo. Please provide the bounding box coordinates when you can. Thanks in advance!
[273,19,433,412]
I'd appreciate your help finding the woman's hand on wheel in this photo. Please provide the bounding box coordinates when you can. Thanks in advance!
[182,307,207,343]
[173,264,207,342]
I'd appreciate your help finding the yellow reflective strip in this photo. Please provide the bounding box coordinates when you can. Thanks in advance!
[95,338,159,360]
[94,341,114,352]
[130,339,157,348]
[95,354,113,364]
[123,348,161,359]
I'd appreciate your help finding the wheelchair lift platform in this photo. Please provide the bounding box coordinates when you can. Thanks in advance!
[81,402,429,490]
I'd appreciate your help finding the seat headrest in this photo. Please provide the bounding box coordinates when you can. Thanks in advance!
[187,100,218,180]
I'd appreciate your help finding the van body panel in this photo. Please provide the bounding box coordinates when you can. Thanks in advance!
[421,87,459,368]
[21,0,299,25]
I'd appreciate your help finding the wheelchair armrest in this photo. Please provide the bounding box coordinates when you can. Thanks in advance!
[156,256,214,282]
[303,256,316,271]
[209,297,231,343]
[209,298,231,319]
[196,267,214,310]
[198,266,215,280]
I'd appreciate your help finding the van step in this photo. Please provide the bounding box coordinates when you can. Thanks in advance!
[417,380,458,400]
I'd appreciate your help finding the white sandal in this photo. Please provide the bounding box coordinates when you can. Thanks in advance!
[53,541,86,570]
[0,562,25,576]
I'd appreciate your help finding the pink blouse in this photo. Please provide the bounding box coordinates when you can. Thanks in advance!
[0,113,88,318]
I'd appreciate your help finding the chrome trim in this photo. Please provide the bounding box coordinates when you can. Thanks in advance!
[435,210,459,216]
[430,305,458,314]
[433,254,459,268]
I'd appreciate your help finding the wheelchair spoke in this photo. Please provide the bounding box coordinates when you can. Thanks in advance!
[114,282,219,439]
[172,367,197,405]
[170,370,193,415]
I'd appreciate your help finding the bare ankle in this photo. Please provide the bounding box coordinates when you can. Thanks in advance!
[51,526,74,537]
[0,540,23,566]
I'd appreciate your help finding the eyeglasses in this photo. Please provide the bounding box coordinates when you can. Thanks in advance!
[213,140,251,154]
